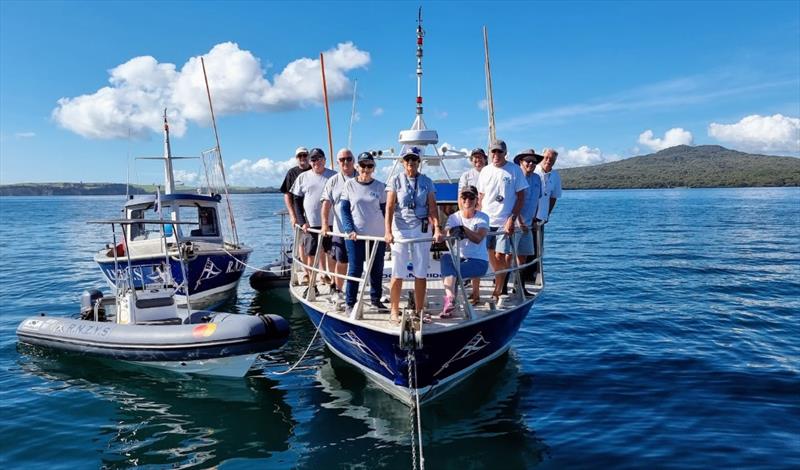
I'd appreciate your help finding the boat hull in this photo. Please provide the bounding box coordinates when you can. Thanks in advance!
[16,312,289,377]
[96,249,250,307]
[299,299,534,404]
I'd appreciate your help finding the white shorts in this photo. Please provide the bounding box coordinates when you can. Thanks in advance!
[391,226,431,279]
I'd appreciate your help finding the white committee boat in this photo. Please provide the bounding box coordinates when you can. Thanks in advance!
[288,14,545,406]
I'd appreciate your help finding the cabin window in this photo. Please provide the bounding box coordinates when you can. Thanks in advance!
[129,208,146,240]
[196,207,219,237]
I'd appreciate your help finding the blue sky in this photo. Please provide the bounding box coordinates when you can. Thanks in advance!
[1,0,798,187]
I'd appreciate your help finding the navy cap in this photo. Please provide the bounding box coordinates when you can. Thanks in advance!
[308,148,325,160]
[357,151,374,163]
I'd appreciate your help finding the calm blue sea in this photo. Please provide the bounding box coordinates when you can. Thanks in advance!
[1,188,798,469]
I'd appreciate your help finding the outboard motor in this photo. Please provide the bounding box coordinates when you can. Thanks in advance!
[80,289,105,321]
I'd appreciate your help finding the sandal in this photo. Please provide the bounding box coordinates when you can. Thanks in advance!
[469,296,481,306]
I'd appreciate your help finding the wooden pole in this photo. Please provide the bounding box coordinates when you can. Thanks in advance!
[320,53,334,169]
[483,26,496,145]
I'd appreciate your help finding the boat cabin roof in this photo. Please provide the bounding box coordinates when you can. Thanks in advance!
[124,193,222,209]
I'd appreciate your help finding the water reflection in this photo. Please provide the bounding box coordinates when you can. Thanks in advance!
[17,349,294,469]
[298,352,550,469]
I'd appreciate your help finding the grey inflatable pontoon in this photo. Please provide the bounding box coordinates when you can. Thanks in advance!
[17,218,290,377]
[17,303,289,377]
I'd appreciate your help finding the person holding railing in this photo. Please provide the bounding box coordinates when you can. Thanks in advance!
[477,139,529,304]
[440,185,490,317]
[385,147,443,324]
[321,148,358,303]
[339,152,388,316]
[291,148,336,292]
[513,149,543,292]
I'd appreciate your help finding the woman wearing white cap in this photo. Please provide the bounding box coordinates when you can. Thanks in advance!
[384,147,443,323]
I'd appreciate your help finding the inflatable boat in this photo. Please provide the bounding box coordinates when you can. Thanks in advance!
[17,218,289,377]
[17,289,290,377]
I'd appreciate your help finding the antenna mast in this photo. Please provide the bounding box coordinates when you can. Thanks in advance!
[483,26,496,144]
[348,79,358,150]
[162,109,176,195]
[200,57,239,245]
[415,7,425,117]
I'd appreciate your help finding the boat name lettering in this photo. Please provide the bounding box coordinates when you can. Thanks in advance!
[56,322,113,337]
[225,259,245,274]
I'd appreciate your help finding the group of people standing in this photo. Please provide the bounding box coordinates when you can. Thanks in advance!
[279,140,561,324]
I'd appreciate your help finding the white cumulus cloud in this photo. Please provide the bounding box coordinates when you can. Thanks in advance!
[372,107,384,117]
[228,157,297,187]
[558,146,623,168]
[173,169,199,186]
[638,127,694,151]
[708,114,800,154]
[52,42,370,140]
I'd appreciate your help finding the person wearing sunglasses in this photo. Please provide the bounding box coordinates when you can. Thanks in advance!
[339,152,388,316]
[320,148,358,303]
[513,149,544,293]
[476,139,529,304]
[291,148,336,291]
[439,185,490,317]
[385,147,443,324]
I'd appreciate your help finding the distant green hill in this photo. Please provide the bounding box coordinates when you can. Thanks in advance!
[559,145,800,189]
[0,183,278,196]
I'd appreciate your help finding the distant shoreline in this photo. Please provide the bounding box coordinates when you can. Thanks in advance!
[0,184,800,197]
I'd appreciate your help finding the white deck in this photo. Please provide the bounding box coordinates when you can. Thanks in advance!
[290,277,541,333]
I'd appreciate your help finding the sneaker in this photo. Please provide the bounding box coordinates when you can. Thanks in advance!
[371,300,389,312]
[344,304,354,316]
[329,289,341,304]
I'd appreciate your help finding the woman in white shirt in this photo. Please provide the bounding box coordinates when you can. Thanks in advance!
[440,185,490,318]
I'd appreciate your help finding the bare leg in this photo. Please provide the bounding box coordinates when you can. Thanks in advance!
[443,275,455,299]
[389,277,402,322]
[492,250,509,298]
[414,278,427,316]
[335,260,347,291]
[470,277,481,302]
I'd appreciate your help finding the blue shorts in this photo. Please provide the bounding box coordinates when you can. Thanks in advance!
[515,230,534,256]
[440,254,488,279]
[486,227,514,254]
[331,236,348,263]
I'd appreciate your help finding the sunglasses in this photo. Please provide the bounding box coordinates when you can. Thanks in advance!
[490,149,505,154]
[310,157,324,162]
[404,158,420,163]
[359,163,375,169]
[460,194,476,200]
[297,153,309,158]
[339,157,354,162]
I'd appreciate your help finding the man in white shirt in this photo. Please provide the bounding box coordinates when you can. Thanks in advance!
[533,148,562,273]
[477,139,528,302]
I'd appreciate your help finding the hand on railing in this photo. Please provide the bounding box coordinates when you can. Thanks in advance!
[503,217,515,235]
[301,222,310,234]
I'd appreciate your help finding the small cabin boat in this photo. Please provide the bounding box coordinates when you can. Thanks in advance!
[94,112,252,308]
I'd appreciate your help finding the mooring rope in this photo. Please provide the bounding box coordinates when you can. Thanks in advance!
[220,246,286,274]
[270,310,328,375]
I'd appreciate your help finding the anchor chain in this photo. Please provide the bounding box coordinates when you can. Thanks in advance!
[402,314,425,470]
